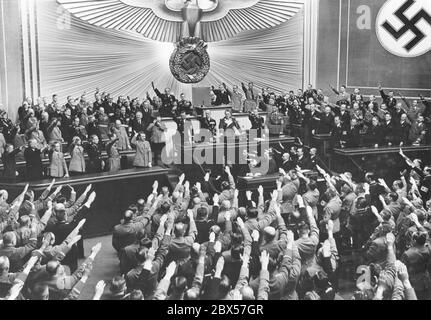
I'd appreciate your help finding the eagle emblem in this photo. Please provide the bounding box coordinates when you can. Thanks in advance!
[57,0,304,83]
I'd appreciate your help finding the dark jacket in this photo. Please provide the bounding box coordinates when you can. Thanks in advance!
[0,238,38,273]
[84,142,103,173]
[45,207,89,272]
[365,125,383,146]
[24,147,44,180]
[126,235,171,299]
[112,217,149,252]
[2,148,21,179]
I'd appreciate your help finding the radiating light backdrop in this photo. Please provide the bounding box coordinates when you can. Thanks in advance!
[36,0,304,103]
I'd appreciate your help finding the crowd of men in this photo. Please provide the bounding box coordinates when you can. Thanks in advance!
[103,150,430,300]
[0,80,430,300]
[0,139,429,299]
[0,180,100,299]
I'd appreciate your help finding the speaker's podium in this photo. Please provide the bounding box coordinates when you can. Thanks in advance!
[192,87,212,107]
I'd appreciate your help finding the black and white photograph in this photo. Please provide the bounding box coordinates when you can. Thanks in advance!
[0,0,430,309]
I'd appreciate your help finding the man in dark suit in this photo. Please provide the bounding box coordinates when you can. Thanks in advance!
[140,100,153,129]
[2,144,24,181]
[45,192,95,272]
[303,102,320,145]
[84,135,104,173]
[335,103,351,129]
[112,210,149,252]
[177,93,191,113]
[379,84,397,111]
[381,113,397,146]
[24,139,47,181]
[70,117,88,143]
[85,115,100,140]
[288,99,303,126]
[303,84,318,101]
[398,113,411,146]
[213,83,231,106]
[0,230,38,273]
[365,117,383,147]
[364,95,379,112]
[295,147,310,169]
[307,147,319,170]
[391,103,406,123]
[346,119,361,148]
[319,106,335,134]
[103,97,118,120]
[152,82,177,109]
[116,106,131,126]
[61,109,74,143]
[248,109,265,138]
[130,111,149,136]
[278,152,295,172]
[330,116,346,149]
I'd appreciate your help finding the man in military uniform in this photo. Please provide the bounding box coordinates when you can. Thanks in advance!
[379,83,397,111]
[265,105,284,137]
[226,84,243,113]
[241,82,260,112]
[212,83,231,106]
[152,81,177,110]
[84,135,104,173]
[248,109,265,138]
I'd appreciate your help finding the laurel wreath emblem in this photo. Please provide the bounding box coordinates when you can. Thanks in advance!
[169,37,210,84]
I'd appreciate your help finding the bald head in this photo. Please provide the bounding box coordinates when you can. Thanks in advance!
[210,225,221,235]
[0,256,10,274]
[46,260,60,275]
[123,210,134,223]
[3,232,16,247]
[54,203,66,212]
[0,190,8,201]
[174,222,186,237]
[221,200,231,211]
[19,215,31,227]
[238,207,246,218]
[263,226,276,242]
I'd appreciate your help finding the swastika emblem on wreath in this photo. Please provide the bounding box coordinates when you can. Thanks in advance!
[376,0,431,57]
[169,37,210,84]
